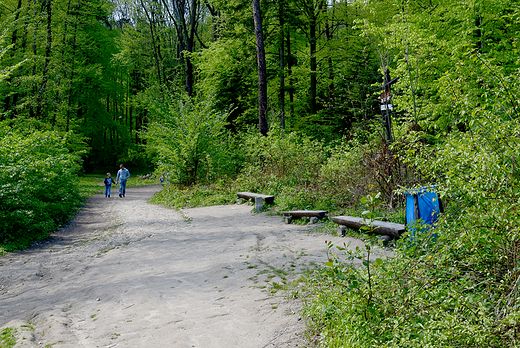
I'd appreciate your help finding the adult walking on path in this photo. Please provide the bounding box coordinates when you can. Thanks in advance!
[116,164,130,198]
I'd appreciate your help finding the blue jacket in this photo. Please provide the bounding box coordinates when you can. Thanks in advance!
[116,168,130,181]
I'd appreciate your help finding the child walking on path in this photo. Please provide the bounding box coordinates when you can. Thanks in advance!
[116,164,130,198]
[104,173,114,197]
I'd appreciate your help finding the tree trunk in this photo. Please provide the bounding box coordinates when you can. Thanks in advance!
[3,0,24,117]
[30,0,40,119]
[141,0,163,86]
[278,0,285,131]
[287,30,294,115]
[204,0,219,41]
[10,0,24,47]
[66,3,79,132]
[51,0,72,128]
[185,0,198,96]
[324,4,334,109]
[252,0,268,136]
[35,0,53,120]
[309,13,317,114]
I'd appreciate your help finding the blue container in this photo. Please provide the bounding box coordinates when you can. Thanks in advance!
[405,186,443,238]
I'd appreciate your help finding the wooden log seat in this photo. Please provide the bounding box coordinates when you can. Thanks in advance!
[236,192,275,204]
[282,210,328,224]
[282,210,328,218]
[332,216,405,238]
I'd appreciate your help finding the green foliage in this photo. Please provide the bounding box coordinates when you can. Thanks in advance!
[0,327,16,348]
[0,0,139,167]
[143,91,241,185]
[300,32,520,345]
[358,0,520,135]
[150,181,236,209]
[238,129,327,188]
[235,129,333,210]
[0,125,83,250]
[0,21,24,85]
[191,38,258,130]
[233,128,416,213]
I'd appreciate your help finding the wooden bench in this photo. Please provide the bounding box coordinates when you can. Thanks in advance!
[332,216,405,238]
[282,210,328,224]
[236,192,275,204]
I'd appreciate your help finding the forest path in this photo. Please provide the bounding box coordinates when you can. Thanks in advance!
[0,185,382,347]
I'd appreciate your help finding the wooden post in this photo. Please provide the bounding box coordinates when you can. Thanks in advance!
[379,69,398,143]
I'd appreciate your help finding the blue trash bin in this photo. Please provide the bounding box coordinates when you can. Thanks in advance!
[405,186,443,239]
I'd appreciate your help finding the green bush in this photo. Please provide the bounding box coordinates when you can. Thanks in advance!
[150,181,236,209]
[233,128,417,212]
[237,130,326,187]
[0,126,83,250]
[301,111,520,346]
[235,130,332,209]
[143,91,243,185]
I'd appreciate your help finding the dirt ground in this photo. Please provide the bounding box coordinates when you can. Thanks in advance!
[0,185,388,347]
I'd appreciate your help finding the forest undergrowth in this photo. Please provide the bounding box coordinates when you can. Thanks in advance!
[149,119,520,346]
[2,106,519,346]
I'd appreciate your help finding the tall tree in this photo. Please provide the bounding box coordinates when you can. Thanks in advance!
[252,0,267,136]
[294,0,326,115]
[34,0,52,119]
[157,0,204,96]
[278,0,285,130]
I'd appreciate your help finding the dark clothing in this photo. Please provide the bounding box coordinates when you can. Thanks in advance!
[104,177,114,197]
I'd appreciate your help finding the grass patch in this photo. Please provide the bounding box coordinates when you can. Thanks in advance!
[78,175,104,198]
[127,175,160,188]
[150,182,236,209]
[0,328,16,348]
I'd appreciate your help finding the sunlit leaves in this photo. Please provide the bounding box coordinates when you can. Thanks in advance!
[0,125,83,250]
[142,91,236,185]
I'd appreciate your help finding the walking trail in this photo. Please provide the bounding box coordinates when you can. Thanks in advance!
[0,185,386,347]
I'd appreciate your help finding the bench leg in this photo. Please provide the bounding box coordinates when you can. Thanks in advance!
[338,226,347,236]
[255,197,263,212]
[378,235,393,246]
[310,217,319,224]
[285,216,292,224]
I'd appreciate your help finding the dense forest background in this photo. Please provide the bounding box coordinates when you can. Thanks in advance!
[2,0,517,167]
[0,0,431,169]
[2,0,520,346]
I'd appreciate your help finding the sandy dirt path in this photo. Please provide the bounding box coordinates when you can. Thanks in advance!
[0,185,385,347]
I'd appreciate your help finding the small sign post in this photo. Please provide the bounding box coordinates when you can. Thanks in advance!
[378,69,398,143]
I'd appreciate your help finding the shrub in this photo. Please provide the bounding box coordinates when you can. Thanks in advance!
[301,112,520,347]
[0,126,83,250]
[143,91,242,185]
[237,129,328,189]
[234,128,418,212]
[150,181,236,209]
